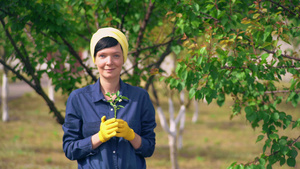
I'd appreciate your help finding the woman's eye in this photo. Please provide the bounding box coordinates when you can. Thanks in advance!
[99,55,105,58]
[114,55,120,58]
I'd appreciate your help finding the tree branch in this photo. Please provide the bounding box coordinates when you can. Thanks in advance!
[0,18,41,87]
[151,82,160,107]
[83,1,92,35]
[58,34,98,82]
[133,0,155,57]
[199,11,220,23]
[0,59,35,89]
[121,36,179,77]
[244,135,300,166]
[144,36,181,90]
[128,37,180,55]
[264,90,300,94]
[262,48,300,61]
[1,18,64,124]
[266,0,299,18]
[118,1,131,30]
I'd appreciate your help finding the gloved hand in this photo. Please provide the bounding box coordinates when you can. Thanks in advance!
[98,116,118,143]
[116,119,135,141]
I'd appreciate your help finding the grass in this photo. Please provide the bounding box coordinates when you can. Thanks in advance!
[0,90,299,169]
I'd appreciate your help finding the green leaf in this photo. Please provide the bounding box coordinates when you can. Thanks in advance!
[121,96,129,100]
[272,143,280,152]
[292,118,300,128]
[266,164,272,169]
[253,13,260,19]
[245,106,257,122]
[206,4,214,10]
[287,157,296,167]
[234,164,244,169]
[171,45,181,55]
[227,162,237,169]
[261,53,269,61]
[294,142,300,150]
[279,157,286,166]
[279,138,287,146]
[283,117,291,129]
[245,106,253,114]
[281,146,289,155]
[133,24,140,32]
[290,148,298,158]
[269,133,279,141]
[256,135,264,143]
[271,112,279,121]
[189,87,196,99]
[193,3,200,12]
[263,26,272,41]
[217,93,225,106]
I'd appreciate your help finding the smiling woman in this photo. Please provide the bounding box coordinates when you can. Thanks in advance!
[94,39,124,81]
[62,27,157,169]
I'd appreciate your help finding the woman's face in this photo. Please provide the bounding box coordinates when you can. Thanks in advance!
[94,44,123,80]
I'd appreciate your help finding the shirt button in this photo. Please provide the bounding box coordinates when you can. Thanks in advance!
[111,108,113,111]
[113,151,116,154]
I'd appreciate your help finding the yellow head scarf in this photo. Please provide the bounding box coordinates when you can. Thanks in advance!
[90,27,128,63]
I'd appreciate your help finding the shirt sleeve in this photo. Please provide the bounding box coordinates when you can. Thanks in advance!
[135,91,156,157]
[62,91,97,160]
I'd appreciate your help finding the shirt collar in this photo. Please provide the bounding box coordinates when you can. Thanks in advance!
[91,78,129,103]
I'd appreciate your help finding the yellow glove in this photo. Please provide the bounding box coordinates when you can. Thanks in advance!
[98,116,118,143]
[116,119,135,141]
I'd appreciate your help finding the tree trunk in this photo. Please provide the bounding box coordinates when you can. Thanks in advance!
[169,133,179,169]
[177,109,185,149]
[192,98,199,123]
[48,78,55,102]
[168,98,179,169]
[37,87,64,124]
[177,91,185,149]
[2,66,9,122]
[156,91,185,169]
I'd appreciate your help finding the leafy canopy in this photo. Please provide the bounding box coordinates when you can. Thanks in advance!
[165,0,300,168]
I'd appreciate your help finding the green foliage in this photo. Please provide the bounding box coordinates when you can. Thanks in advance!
[0,0,183,122]
[105,91,129,118]
[165,0,300,168]
[1,0,300,167]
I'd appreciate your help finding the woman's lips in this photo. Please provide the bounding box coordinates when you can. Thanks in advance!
[105,68,115,72]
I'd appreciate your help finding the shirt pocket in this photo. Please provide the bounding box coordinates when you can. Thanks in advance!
[82,121,100,138]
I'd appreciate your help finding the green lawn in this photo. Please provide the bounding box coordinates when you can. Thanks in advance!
[0,90,299,169]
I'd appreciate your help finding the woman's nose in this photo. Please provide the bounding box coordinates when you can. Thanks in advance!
[106,56,113,65]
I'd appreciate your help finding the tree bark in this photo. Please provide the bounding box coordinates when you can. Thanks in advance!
[2,64,9,122]
[192,98,199,123]
[169,134,179,169]
[168,97,180,169]
[48,78,55,102]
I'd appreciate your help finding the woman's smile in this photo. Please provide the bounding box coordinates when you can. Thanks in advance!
[105,68,115,72]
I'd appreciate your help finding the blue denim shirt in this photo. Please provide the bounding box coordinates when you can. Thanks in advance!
[62,79,156,169]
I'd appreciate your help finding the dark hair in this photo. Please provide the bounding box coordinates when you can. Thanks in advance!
[94,37,119,57]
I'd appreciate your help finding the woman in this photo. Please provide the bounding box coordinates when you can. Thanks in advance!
[62,27,156,169]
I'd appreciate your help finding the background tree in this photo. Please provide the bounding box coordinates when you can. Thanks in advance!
[1,0,300,168]
[0,0,182,123]
[165,0,300,168]
[0,1,187,168]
